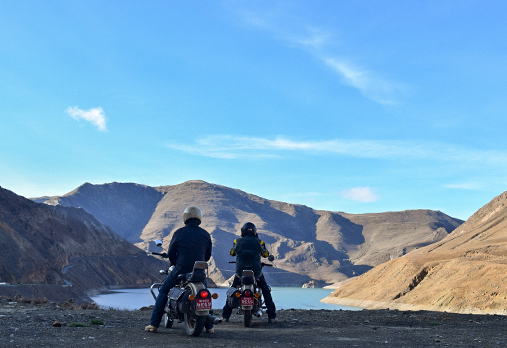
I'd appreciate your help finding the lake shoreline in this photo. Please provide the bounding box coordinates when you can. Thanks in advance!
[90,286,362,311]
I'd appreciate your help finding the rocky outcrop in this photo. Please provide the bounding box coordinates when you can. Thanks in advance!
[302,280,320,288]
[35,180,463,287]
[322,191,507,315]
[0,186,168,302]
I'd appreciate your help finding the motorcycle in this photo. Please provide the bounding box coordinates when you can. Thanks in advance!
[150,240,220,336]
[226,255,274,327]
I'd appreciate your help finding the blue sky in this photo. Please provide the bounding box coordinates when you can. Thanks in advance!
[1,1,506,221]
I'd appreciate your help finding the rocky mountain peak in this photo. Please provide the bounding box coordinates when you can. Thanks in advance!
[34,181,463,287]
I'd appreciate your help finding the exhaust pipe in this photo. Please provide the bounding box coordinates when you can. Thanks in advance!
[206,314,222,324]
[255,309,262,317]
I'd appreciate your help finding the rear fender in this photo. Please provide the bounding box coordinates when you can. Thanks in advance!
[186,282,209,316]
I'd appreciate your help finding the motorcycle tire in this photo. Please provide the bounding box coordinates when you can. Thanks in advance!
[184,312,206,337]
[244,309,252,327]
[163,313,173,328]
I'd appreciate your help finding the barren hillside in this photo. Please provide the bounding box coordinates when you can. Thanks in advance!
[322,191,507,314]
[0,186,168,302]
[38,180,463,287]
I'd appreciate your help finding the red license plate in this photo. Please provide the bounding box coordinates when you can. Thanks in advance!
[196,298,212,310]
[241,297,254,306]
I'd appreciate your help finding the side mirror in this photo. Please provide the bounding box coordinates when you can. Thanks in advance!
[155,240,163,247]
[268,255,274,262]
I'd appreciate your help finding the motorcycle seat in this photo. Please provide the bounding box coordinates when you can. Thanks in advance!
[241,275,255,285]
[177,269,206,283]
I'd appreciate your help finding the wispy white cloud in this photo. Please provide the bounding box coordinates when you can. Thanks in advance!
[444,182,484,190]
[340,187,380,203]
[322,57,402,105]
[66,106,107,131]
[232,7,403,105]
[166,135,507,167]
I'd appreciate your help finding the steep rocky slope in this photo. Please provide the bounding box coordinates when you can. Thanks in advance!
[322,191,507,314]
[38,180,463,287]
[0,186,168,301]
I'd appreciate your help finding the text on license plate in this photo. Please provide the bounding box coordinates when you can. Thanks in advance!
[196,298,212,310]
[241,297,254,306]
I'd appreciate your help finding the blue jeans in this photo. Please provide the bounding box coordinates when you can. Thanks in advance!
[222,274,276,319]
[150,267,213,329]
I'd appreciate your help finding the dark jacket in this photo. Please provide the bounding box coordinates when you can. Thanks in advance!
[230,234,269,277]
[168,219,212,273]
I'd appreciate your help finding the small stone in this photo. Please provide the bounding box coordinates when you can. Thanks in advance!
[52,320,62,327]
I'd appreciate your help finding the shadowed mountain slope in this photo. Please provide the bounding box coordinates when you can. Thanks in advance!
[323,191,507,314]
[0,186,167,301]
[38,180,463,287]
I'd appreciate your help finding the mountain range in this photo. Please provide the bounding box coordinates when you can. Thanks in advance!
[322,191,507,314]
[35,180,463,287]
[0,185,168,303]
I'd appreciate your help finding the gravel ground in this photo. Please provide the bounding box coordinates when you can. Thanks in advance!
[1,298,507,348]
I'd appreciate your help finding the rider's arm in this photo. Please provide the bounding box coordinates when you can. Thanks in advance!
[230,239,238,256]
[168,231,179,265]
[260,240,270,258]
[205,234,212,261]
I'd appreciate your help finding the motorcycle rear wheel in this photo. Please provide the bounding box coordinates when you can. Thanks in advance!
[244,309,252,327]
[163,313,173,328]
[184,312,206,336]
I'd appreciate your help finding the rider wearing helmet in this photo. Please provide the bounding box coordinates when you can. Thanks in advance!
[145,206,213,333]
[221,222,278,323]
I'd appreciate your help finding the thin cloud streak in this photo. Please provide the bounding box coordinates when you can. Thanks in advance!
[322,57,402,105]
[444,183,484,190]
[67,106,107,131]
[235,8,404,105]
[166,135,507,166]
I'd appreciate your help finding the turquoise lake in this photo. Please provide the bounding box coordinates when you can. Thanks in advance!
[91,286,361,311]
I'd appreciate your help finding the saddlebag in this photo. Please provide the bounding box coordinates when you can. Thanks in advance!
[226,287,241,308]
[168,287,192,313]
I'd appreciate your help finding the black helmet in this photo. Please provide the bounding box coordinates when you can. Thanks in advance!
[241,222,257,237]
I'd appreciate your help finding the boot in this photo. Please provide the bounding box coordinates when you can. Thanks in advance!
[144,325,158,332]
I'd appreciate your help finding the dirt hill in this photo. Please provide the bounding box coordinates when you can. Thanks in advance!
[37,180,463,287]
[322,191,507,315]
[0,186,168,302]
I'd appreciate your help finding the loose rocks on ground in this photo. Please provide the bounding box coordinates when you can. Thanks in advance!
[1,299,507,347]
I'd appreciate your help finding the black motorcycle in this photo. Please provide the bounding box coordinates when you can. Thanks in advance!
[226,256,274,327]
[150,240,220,336]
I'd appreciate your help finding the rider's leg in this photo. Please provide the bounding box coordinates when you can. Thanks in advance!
[258,275,276,319]
[149,267,179,328]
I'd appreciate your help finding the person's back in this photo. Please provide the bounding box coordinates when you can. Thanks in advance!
[169,218,212,273]
[232,234,265,277]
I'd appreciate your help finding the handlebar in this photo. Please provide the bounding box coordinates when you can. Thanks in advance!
[152,252,169,258]
[228,261,274,267]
